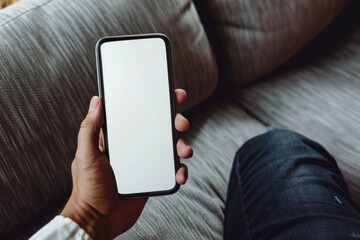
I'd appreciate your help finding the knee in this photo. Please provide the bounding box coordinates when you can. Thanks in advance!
[235,128,334,170]
[233,128,314,170]
[260,128,305,148]
[239,128,305,155]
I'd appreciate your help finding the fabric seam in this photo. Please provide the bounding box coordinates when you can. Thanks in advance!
[0,0,54,28]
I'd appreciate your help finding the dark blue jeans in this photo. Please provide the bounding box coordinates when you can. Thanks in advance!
[224,129,360,240]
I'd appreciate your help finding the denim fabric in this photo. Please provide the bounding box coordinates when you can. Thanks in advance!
[224,129,360,240]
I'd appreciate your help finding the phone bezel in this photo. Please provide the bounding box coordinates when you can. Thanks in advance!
[95,34,180,198]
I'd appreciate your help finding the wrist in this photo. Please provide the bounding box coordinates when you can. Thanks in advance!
[61,196,109,240]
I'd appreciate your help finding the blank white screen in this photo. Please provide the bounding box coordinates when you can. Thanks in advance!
[100,38,176,195]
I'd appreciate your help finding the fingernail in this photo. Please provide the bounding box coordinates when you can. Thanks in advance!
[88,97,99,112]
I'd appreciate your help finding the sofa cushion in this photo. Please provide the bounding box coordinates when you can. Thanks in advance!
[0,0,217,235]
[234,6,360,205]
[117,100,266,239]
[194,0,349,87]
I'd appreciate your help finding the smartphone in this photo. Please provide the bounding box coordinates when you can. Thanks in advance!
[96,34,179,198]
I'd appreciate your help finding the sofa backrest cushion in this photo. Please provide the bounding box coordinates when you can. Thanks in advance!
[194,0,349,87]
[0,0,217,235]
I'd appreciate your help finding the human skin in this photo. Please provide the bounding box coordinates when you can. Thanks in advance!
[61,89,193,239]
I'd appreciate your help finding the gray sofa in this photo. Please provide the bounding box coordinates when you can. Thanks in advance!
[1,0,359,239]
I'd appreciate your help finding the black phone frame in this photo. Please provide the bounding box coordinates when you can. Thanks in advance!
[95,33,180,198]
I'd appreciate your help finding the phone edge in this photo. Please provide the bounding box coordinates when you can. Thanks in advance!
[95,33,180,199]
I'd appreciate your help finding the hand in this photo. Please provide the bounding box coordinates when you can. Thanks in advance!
[61,89,193,239]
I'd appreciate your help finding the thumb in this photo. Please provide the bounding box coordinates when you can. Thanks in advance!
[76,96,104,157]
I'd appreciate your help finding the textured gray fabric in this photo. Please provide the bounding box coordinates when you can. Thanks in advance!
[235,13,360,205]
[0,0,217,235]
[194,0,349,87]
[116,100,266,239]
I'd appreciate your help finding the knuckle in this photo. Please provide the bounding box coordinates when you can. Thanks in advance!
[80,118,95,130]
[74,151,81,161]
[71,160,76,170]
[70,160,76,174]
